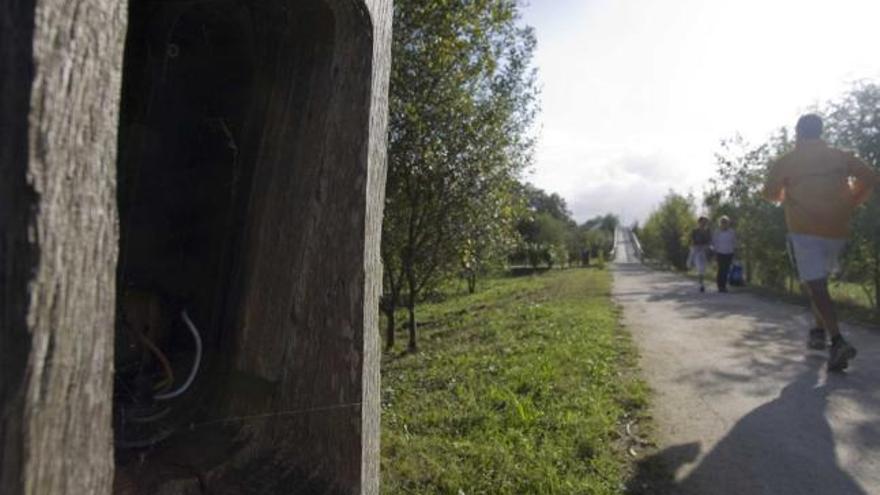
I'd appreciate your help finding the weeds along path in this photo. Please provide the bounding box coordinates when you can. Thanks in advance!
[613,228,880,495]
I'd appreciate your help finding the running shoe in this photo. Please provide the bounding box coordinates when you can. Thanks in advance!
[828,340,857,372]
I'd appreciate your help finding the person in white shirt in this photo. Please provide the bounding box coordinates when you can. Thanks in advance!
[711,216,736,293]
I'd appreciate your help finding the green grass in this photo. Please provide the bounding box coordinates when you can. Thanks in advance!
[381,269,649,495]
[829,279,875,309]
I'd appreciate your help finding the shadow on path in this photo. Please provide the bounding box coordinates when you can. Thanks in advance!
[613,263,802,321]
[628,358,869,495]
[615,262,880,407]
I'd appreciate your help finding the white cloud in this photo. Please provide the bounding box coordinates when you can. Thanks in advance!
[528,148,706,224]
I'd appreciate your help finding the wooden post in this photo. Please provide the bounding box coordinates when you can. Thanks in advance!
[2,0,391,493]
[0,1,127,494]
[211,1,391,493]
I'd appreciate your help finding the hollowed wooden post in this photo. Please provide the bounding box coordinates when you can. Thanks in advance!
[0,0,391,493]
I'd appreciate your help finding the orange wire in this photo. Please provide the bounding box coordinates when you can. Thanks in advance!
[126,323,175,392]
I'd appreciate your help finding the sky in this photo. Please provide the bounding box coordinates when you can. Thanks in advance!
[520,0,880,224]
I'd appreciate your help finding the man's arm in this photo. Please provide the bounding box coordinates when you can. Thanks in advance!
[763,160,786,202]
[847,152,879,206]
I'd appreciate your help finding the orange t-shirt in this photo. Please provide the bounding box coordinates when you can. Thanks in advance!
[763,139,877,239]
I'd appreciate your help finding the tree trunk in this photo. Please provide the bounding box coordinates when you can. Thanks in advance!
[0,1,127,494]
[407,300,418,353]
[405,267,418,352]
[381,270,400,351]
[467,272,477,294]
[383,297,396,350]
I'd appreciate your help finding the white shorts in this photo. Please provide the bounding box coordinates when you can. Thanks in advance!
[787,233,846,282]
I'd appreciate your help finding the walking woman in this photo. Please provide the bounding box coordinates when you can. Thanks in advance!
[712,216,736,292]
[689,216,712,292]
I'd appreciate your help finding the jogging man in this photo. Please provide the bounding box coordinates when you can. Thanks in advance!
[763,113,879,371]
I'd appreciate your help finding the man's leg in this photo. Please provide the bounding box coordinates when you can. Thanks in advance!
[717,254,732,291]
[805,278,838,337]
[804,282,827,349]
[790,234,854,366]
[805,278,856,370]
[808,295,824,329]
[696,250,706,292]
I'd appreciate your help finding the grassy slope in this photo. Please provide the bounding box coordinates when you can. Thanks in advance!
[381,269,649,494]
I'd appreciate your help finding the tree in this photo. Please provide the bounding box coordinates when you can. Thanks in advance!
[532,212,569,268]
[578,213,619,261]
[511,183,581,269]
[640,192,696,270]
[583,228,612,258]
[824,83,880,309]
[459,179,524,293]
[522,183,571,222]
[382,0,538,351]
[583,213,620,233]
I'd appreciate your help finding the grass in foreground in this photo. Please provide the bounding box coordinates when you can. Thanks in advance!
[381,269,649,494]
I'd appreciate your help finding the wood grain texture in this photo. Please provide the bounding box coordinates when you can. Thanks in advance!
[0,0,126,494]
[211,1,391,493]
[217,1,389,492]
[360,0,392,493]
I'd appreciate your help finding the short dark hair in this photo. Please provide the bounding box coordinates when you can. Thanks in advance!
[796,114,823,140]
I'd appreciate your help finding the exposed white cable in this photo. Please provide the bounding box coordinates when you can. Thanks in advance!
[155,309,202,401]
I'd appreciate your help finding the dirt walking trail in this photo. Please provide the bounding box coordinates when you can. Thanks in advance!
[612,228,880,495]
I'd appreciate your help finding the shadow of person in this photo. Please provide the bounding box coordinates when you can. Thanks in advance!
[628,357,868,495]
[676,356,867,495]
